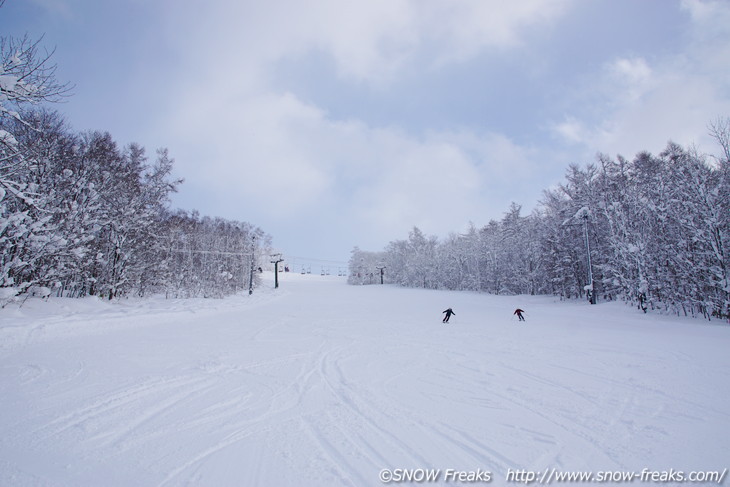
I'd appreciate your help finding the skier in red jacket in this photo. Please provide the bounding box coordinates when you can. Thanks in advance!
[514,308,525,321]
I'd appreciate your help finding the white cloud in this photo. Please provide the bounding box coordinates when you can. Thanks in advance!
[19,0,730,261]
[606,57,654,103]
[422,0,573,67]
[681,0,730,34]
[168,91,335,216]
[162,0,573,87]
[350,132,482,235]
[28,0,73,18]
[151,0,574,253]
[165,74,547,251]
[551,1,730,159]
[553,117,586,144]
[120,0,730,261]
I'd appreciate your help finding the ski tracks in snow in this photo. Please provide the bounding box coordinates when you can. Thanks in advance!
[299,344,428,486]
[1,275,729,486]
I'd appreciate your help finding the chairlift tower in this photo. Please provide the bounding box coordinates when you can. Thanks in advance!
[562,208,597,304]
[581,212,597,305]
[248,235,256,295]
[270,253,284,289]
[376,265,386,284]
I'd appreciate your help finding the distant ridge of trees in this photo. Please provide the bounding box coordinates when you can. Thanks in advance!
[0,24,270,305]
[350,126,730,322]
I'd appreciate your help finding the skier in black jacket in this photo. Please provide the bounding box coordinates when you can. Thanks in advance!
[442,308,455,323]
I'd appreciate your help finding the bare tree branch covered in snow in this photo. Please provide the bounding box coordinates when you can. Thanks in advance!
[708,116,730,164]
[0,35,72,144]
[1,16,72,208]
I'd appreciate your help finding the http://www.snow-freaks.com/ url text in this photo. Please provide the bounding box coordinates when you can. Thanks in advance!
[378,467,727,484]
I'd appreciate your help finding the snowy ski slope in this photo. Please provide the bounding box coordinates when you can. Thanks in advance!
[1,272,728,486]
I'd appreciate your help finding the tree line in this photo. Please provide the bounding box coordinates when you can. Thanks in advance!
[1,29,270,305]
[350,128,730,321]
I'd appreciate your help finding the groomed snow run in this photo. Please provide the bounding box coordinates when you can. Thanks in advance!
[1,272,728,486]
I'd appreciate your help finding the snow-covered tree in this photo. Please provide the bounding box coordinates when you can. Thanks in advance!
[1,21,71,303]
[352,126,728,321]
[0,10,272,304]
[1,30,71,205]
[347,247,386,285]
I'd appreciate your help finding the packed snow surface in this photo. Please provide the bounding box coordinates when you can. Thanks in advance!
[1,272,728,486]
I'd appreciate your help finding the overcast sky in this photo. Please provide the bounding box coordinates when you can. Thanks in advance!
[3,0,729,267]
